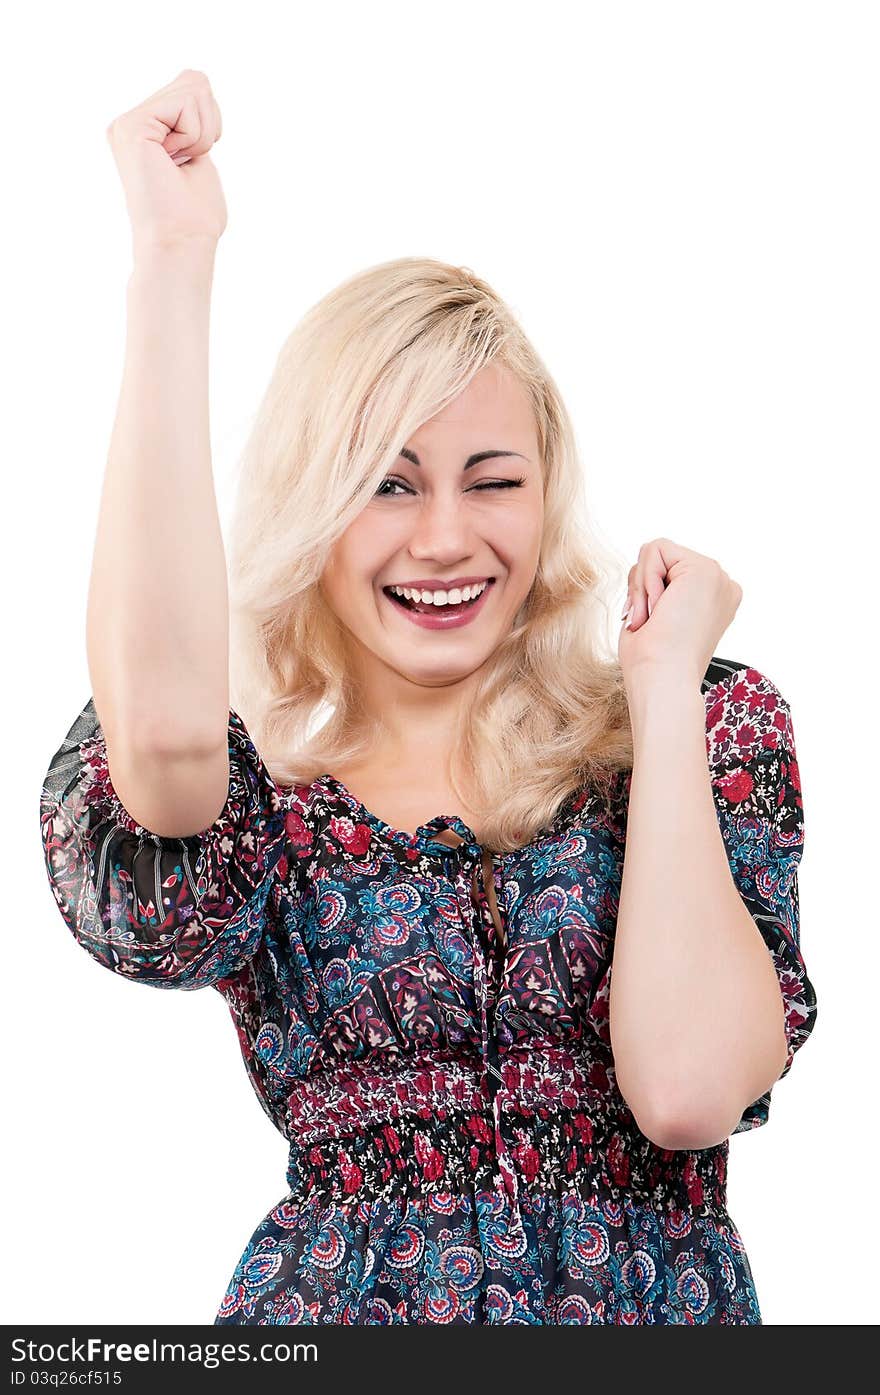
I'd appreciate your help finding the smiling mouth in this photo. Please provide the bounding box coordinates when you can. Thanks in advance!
[382,579,495,615]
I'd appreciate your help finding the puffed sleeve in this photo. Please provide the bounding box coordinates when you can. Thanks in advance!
[703,658,819,1132]
[39,696,289,990]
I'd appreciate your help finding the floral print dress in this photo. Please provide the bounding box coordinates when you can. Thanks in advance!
[39,656,817,1325]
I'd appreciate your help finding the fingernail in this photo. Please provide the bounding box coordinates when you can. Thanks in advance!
[647,595,653,617]
[623,602,634,629]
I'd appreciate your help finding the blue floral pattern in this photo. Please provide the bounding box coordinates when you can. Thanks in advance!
[39,655,817,1324]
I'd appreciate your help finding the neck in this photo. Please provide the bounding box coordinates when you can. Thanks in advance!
[350,647,481,769]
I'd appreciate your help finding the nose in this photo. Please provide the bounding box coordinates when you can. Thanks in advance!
[406,490,477,565]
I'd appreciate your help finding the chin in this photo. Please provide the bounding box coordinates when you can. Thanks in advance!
[382,644,491,679]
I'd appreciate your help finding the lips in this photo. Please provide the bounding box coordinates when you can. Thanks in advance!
[381,578,495,631]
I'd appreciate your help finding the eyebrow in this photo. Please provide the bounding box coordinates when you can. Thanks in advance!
[398,447,529,471]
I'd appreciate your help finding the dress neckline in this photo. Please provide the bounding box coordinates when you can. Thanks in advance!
[315,771,485,860]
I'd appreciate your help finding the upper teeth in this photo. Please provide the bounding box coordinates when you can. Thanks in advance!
[388,580,489,606]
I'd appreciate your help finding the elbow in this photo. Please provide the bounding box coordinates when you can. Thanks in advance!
[639,1025,791,1149]
[623,1086,742,1151]
[636,1106,739,1151]
[615,1033,789,1151]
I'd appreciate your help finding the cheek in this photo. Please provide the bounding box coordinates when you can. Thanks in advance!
[343,511,399,578]
[323,524,406,634]
[497,505,543,571]
[325,519,381,595]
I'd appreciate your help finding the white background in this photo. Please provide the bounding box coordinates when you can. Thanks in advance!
[3,0,875,1326]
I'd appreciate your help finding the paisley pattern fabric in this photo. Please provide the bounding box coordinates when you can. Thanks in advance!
[39,656,817,1325]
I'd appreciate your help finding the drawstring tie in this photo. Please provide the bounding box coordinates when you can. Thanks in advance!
[430,829,521,1213]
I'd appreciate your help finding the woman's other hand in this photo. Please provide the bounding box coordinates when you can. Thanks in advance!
[618,537,743,690]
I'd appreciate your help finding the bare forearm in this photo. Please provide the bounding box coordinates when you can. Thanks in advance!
[86,238,229,755]
[609,673,788,1148]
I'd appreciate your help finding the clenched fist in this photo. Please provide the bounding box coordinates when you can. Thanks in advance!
[105,69,227,253]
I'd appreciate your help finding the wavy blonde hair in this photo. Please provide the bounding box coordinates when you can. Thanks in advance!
[227,255,634,853]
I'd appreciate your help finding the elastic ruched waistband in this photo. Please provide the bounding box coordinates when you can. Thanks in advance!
[283,1044,730,1220]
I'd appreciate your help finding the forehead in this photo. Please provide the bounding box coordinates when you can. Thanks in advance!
[407,365,535,448]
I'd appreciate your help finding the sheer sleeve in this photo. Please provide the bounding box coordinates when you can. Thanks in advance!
[704,658,819,1132]
[39,696,288,990]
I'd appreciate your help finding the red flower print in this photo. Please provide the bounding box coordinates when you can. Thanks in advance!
[607,1131,630,1186]
[587,1061,609,1092]
[338,1153,363,1195]
[788,754,801,794]
[706,695,727,734]
[732,677,752,703]
[413,1132,445,1181]
[382,1124,401,1155]
[501,1060,521,1090]
[285,808,313,850]
[515,1144,541,1184]
[328,816,372,856]
[734,721,758,756]
[716,768,754,804]
[573,1112,594,1146]
[467,1113,492,1143]
[683,1155,705,1208]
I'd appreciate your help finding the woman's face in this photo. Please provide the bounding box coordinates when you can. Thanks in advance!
[321,363,544,691]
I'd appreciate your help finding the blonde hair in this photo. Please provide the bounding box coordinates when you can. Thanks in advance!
[227,255,634,853]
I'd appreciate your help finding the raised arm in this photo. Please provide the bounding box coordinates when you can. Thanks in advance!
[40,72,291,990]
[88,69,231,838]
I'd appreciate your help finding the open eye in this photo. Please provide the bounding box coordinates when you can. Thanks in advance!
[374,476,526,497]
[374,477,414,497]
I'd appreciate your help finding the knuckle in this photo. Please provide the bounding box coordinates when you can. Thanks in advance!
[105,116,132,146]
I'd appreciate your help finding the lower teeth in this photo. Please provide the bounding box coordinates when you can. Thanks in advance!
[393,592,480,615]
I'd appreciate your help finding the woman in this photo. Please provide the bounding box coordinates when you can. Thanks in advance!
[39,70,818,1325]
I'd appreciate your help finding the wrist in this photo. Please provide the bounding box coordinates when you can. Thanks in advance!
[625,665,705,732]
[129,233,219,282]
